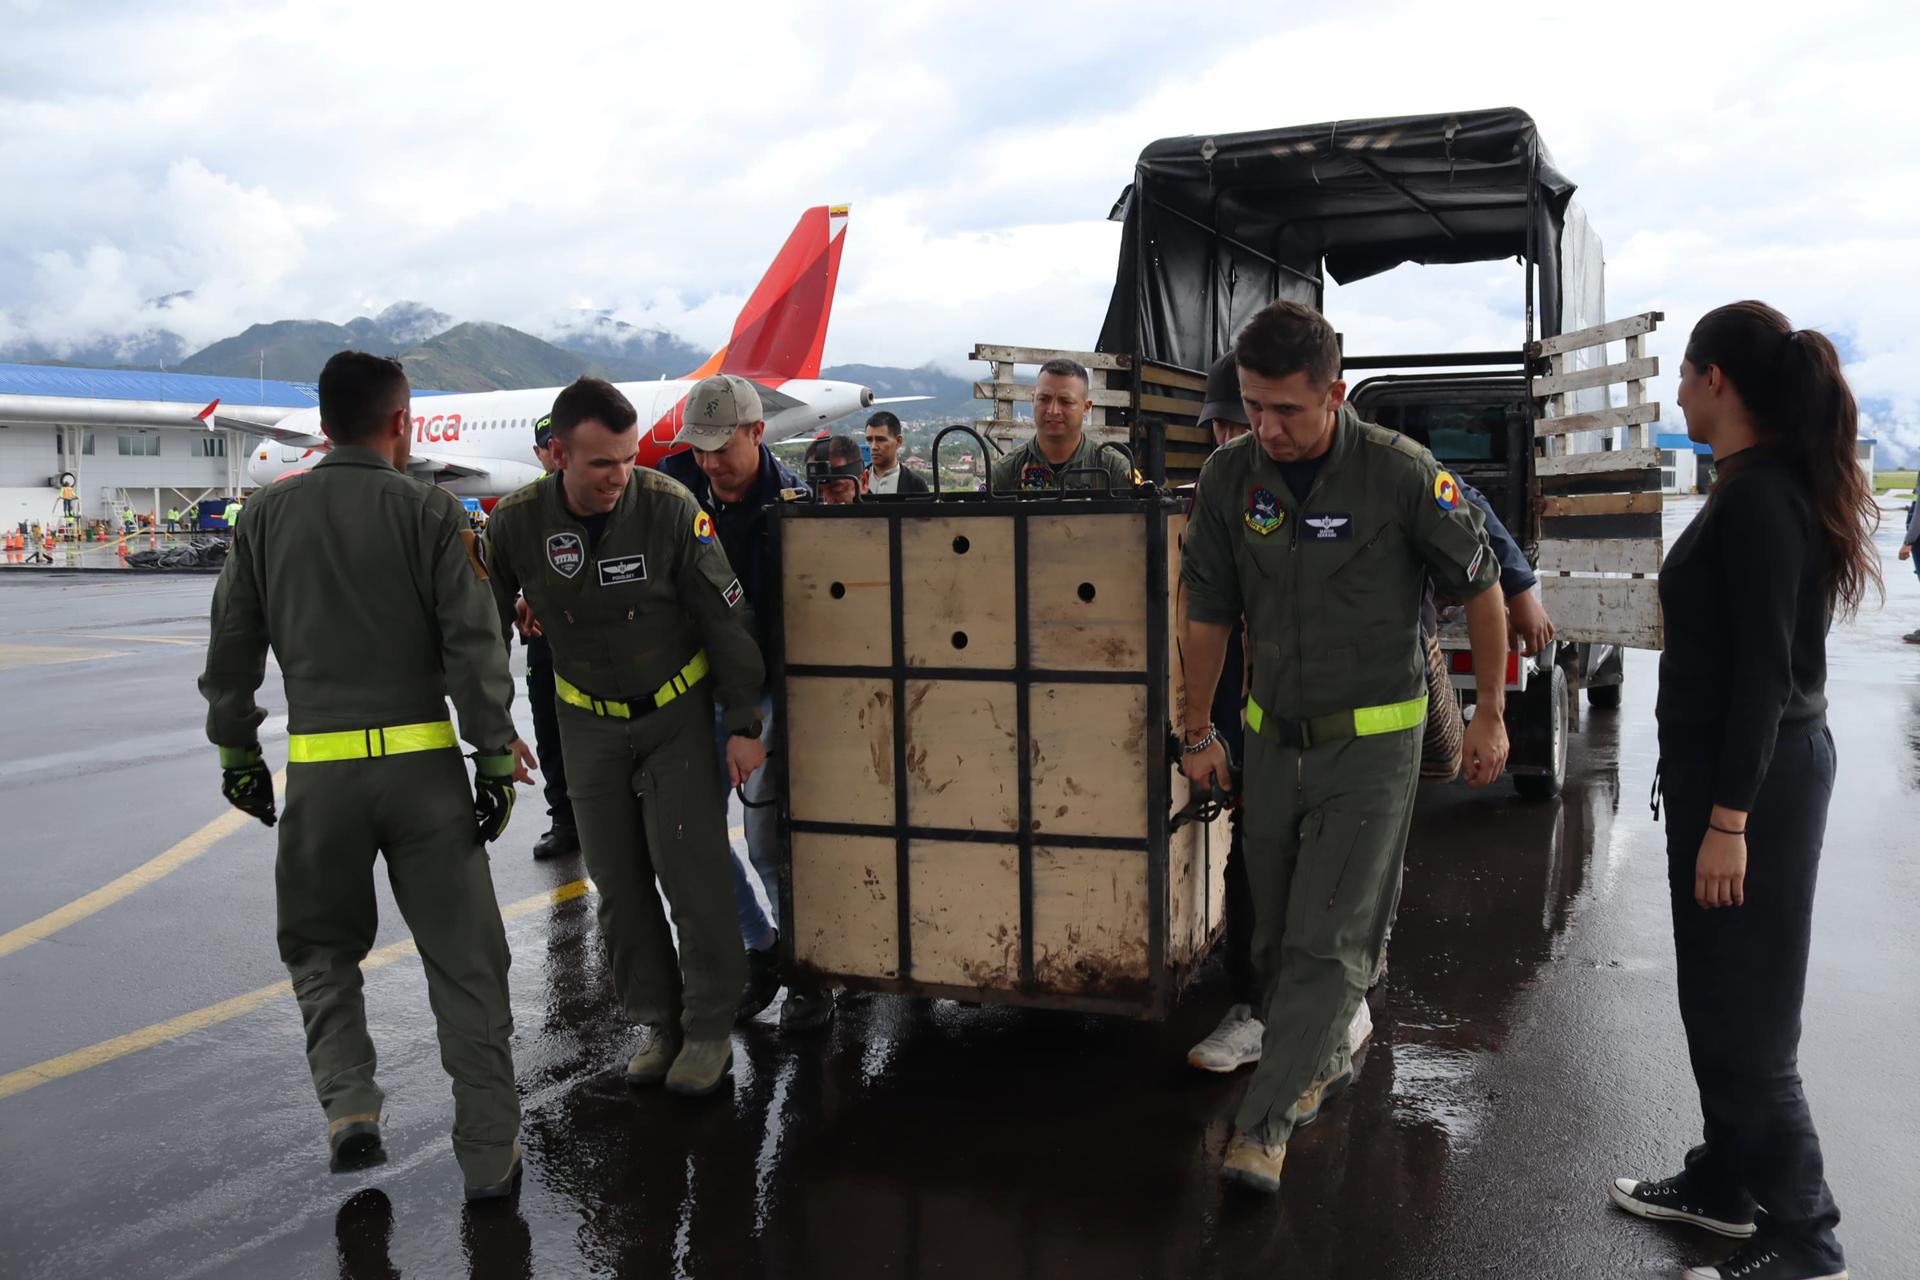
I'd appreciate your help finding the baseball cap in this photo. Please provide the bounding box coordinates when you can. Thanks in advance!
[674,374,764,451]
[533,414,554,448]
[1198,351,1249,427]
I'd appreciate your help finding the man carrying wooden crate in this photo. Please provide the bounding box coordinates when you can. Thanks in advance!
[1178,301,1511,1193]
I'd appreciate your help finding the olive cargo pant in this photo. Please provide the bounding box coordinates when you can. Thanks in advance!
[275,748,519,1184]
[559,688,746,1042]
[1235,720,1421,1144]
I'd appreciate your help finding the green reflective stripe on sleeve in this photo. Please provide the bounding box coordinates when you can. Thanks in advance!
[287,720,458,763]
[217,745,262,769]
[473,752,514,778]
[1351,693,1429,736]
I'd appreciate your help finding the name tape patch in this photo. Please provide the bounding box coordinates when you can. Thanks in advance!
[598,554,647,587]
[1303,512,1353,541]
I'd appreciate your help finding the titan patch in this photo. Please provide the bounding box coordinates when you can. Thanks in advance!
[1244,486,1283,536]
[1433,470,1462,512]
[546,531,585,579]
[1303,512,1353,541]
[598,554,647,587]
[722,578,744,608]
[693,511,716,545]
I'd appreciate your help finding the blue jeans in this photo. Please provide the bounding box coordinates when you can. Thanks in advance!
[715,696,779,952]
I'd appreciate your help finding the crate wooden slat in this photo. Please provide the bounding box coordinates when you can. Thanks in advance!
[1540,492,1664,518]
[1536,446,1663,476]
[971,344,1131,370]
[974,381,1134,409]
[1528,311,1664,359]
[1537,576,1663,649]
[1536,537,1666,575]
[1532,356,1659,399]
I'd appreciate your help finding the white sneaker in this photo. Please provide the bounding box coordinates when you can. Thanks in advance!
[1188,1004,1265,1072]
[1348,996,1374,1056]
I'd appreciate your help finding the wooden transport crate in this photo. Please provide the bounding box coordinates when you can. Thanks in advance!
[771,493,1231,1017]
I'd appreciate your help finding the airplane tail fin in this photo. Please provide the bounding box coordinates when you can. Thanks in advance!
[687,205,848,383]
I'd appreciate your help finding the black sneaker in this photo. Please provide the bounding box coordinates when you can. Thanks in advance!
[1609,1173,1755,1239]
[532,821,579,860]
[738,936,781,1023]
[1683,1240,1848,1280]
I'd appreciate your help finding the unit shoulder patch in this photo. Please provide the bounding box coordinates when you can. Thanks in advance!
[693,511,716,545]
[1433,470,1463,512]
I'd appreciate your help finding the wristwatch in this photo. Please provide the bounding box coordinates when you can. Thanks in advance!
[729,721,764,740]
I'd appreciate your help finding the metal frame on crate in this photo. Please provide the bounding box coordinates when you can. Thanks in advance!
[767,486,1192,1018]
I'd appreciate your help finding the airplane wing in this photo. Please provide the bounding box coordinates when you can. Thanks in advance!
[211,411,325,448]
[405,449,492,480]
[871,395,933,406]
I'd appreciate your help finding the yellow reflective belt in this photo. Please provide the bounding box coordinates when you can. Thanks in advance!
[287,720,458,764]
[1243,693,1429,746]
[553,650,709,720]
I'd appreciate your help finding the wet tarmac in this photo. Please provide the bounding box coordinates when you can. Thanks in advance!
[2,500,1917,1278]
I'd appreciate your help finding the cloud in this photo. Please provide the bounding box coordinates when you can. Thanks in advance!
[0,0,1914,455]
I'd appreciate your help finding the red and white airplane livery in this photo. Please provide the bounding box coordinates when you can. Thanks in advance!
[223,204,896,497]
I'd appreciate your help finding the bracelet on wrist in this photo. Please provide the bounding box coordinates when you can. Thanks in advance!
[1708,822,1746,837]
[1181,726,1220,755]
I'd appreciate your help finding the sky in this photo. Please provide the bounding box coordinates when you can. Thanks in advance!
[1,0,1916,458]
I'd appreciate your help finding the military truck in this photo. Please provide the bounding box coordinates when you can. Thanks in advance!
[1085,106,1665,800]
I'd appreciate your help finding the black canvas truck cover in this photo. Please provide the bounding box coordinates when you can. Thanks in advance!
[1096,107,1603,371]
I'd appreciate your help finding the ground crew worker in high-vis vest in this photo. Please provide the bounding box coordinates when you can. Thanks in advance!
[485,376,762,1097]
[1178,301,1511,1193]
[199,350,535,1203]
[222,498,241,534]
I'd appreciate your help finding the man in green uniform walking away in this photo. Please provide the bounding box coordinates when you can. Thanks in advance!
[1178,301,1512,1193]
[199,350,535,1202]
[485,376,762,1097]
[988,358,1135,493]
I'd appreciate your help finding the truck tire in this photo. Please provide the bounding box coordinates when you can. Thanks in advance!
[1587,681,1622,710]
[1512,664,1569,801]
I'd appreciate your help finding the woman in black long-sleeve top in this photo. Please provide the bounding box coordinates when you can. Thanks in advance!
[1609,302,1878,1280]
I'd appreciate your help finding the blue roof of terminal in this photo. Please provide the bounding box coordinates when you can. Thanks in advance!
[1656,432,1712,455]
[0,362,320,408]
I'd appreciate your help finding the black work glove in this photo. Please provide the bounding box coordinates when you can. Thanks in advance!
[472,750,516,844]
[218,746,277,828]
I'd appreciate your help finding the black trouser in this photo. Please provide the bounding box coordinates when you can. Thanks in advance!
[525,634,573,826]
[1661,725,1843,1267]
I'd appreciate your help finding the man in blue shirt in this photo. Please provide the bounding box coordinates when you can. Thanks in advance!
[658,376,832,1031]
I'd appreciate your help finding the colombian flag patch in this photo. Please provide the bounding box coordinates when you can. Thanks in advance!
[1433,471,1461,512]
[693,511,715,544]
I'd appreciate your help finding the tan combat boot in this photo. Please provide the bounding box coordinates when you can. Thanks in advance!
[1294,1065,1355,1128]
[664,1037,735,1096]
[1221,1129,1287,1192]
[624,1025,682,1086]
[464,1141,523,1204]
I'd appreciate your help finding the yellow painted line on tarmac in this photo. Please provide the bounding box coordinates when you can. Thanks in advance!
[51,632,203,647]
[0,878,594,1101]
[0,771,290,959]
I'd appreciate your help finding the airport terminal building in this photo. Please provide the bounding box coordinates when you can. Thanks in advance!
[0,364,317,527]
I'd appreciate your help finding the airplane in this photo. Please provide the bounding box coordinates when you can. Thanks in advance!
[220,204,914,498]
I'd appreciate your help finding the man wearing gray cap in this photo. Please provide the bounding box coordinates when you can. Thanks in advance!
[486,376,763,1096]
[658,374,835,1031]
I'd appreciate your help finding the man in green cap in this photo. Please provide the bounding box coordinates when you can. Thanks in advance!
[485,375,762,1096]
[988,357,1134,493]
[199,349,534,1202]
[1178,301,1511,1193]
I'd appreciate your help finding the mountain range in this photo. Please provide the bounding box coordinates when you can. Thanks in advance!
[1,303,983,422]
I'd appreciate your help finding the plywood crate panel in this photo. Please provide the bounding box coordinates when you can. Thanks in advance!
[908,841,1022,990]
[792,833,899,977]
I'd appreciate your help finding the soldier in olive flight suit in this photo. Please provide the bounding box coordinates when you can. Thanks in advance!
[200,350,534,1202]
[485,375,763,1096]
[1178,302,1512,1193]
[988,357,1135,493]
